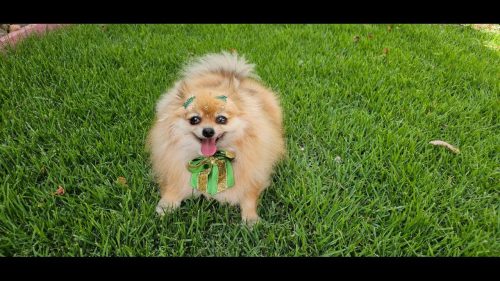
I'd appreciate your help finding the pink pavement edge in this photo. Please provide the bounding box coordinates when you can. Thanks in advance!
[0,24,68,51]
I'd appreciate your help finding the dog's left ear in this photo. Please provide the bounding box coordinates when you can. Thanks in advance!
[226,76,241,98]
[228,76,240,90]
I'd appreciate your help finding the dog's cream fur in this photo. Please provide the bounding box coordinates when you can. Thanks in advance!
[147,52,285,224]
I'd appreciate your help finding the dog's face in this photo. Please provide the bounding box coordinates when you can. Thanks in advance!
[177,88,245,157]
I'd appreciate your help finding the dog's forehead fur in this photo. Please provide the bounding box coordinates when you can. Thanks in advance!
[191,92,226,117]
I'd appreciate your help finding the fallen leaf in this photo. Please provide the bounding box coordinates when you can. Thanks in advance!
[117,176,128,186]
[429,140,460,154]
[367,33,374,40]
[334,156,343,163]
[54,186,65,196]
[353,35,360,43]
[383,48,390,55]
[229,48,237,53]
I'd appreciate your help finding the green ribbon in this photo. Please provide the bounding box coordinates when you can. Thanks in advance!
[187,151,235,195]
[183,96,195,109]
[215,95,227,102]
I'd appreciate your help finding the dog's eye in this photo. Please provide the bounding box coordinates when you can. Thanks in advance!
[189,116,201,125]
[215,116,227,125]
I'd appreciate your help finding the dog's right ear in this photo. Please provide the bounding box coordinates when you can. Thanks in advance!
[176,81,190,100]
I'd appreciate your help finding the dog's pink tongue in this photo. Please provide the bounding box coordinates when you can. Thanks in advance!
[201,138,217,156]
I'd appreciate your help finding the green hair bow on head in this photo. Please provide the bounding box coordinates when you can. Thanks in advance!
[183,95,228,109]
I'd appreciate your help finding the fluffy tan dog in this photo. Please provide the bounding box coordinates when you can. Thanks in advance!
[147,52,285,225]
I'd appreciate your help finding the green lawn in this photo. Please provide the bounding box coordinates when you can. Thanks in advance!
[0,24,498,256]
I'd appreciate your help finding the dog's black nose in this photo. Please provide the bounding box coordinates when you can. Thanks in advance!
[202,127,215,138]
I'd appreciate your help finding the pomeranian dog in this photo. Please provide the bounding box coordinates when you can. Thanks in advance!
[147,52,285,225]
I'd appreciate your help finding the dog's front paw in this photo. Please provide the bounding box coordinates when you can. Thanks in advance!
[155,199,180,217]
[242,215,261,228]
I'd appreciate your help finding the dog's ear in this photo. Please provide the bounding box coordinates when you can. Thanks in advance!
[226,75,241,98]
[228,75,240,91]
[176,81,190,100]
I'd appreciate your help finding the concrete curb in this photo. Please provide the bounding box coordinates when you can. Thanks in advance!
[0,24,68,51]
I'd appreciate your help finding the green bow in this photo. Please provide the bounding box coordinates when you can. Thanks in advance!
[187,151,235,195]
